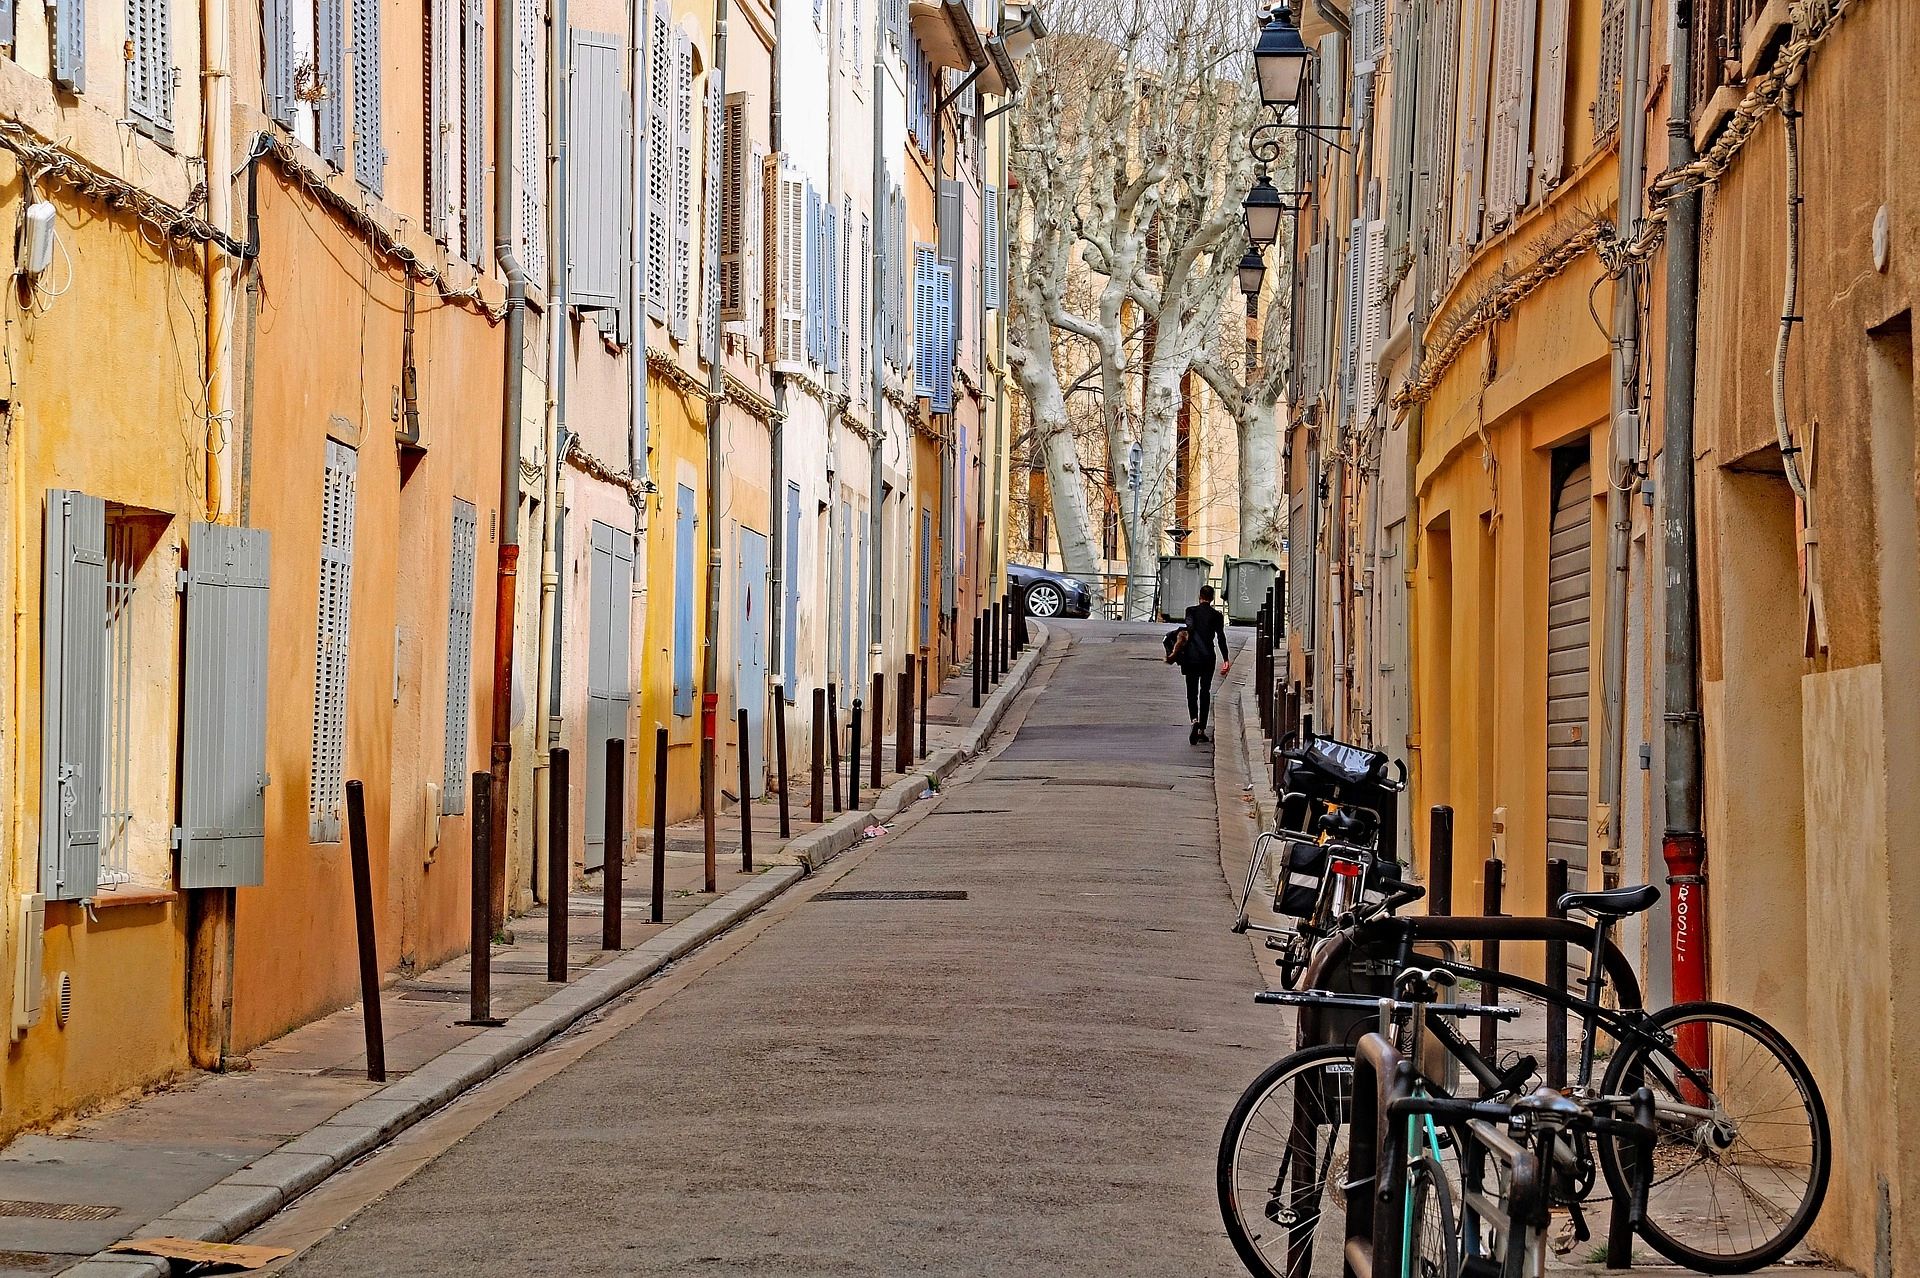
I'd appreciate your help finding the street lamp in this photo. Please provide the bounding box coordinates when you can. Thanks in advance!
[1253,3,1312,108]
[1237,249,1266,299]
[1242,173,1286,249]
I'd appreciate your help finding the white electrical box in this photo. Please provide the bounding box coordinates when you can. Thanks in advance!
[12,893,46,1041]
[22,202,55,277]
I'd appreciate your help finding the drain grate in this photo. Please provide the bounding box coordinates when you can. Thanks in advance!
[0,1201,117,1222]
[1042,778,1175,790]
[398,987,467,1002]
[814,890,968,902]
[0,1252,57,1270]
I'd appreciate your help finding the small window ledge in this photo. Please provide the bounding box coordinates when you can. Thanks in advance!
[89,886,179,911]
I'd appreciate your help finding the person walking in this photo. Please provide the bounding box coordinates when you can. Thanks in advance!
[1179,585,1231,745]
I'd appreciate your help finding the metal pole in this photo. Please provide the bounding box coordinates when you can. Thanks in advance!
[828,684,843,812]
[737,708,754,873]
[897,658,913,771]
[345,780,386,1082]
[1480,858,1503,1061]
[1000,593,1011,675]
[870,671,884,789]
[918,654,929,758]
[651,727,667,924]
[547,747,569,982]
[1546,857,1570,1090]
[849,698,864,810]
[990,601,1002,682]
[1428,806,1453,917]
[463,771,500,1025]
[971,615,983,708]
[603,738,624,950]
[811,688,826,823]
[775,694,792,838]
[701,712,717,893]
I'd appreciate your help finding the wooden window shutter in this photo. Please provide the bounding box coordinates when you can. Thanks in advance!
[1359,218,1387,425]
[983,185,1001,310]
[721,93,750,321]
[824,199,841,374]
[1534,0,1570,193]
[319,0,347,167]
[840,197,852,378]
[858,212,871,403]
[647,0,672,319]
[178,523,274,888]
[441,500,478,814]
[569,30,625,311]
[460,0,486,260]
[425,0,450,237]
[912,244,937,397]
[1317,33,1344,127]
[39,490,106,901]
[1341,219,1363,406]
[934,262,955,413]
[670,30,693,341]
[702,77,724,360]
[352,0,385,191]
[769,157,804,366]
[516,0,543,276]
[310,441,357,843]
[1386,7,1418,259]
[267,0,296,126]
[744,142,766,345]
[1351,0,1375,74]
[1303,242,1323,390]
[1459,0,1493,248]
[127,0,175,131]
[52,0,83,90]
[803,183,820,363]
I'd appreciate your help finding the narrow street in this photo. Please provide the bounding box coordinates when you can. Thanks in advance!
[264,621,1274,1275]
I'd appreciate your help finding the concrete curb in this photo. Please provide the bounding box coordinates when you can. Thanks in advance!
[64,623,1051,1278]
[1236,671,1279,832]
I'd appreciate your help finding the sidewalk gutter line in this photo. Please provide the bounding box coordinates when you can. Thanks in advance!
[62,623,1051,1278]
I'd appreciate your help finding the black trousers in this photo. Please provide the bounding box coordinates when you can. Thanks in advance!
[1185,668,1214,729]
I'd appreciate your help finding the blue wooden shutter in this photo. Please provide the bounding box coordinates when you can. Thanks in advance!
[983,185,1001,310]
[51,0,83,90]
[570,30,624,310]
[912,245,936,396]
[352,0,385,190]
[179,523,273,889]
[319,0,347,168]
[784,482,801,703]
[39,490,105,901]
[441,500,478,813]
[126,0,175,131]
[918,510,931,640]
[824,201,840,375]
[804,184,821,363]
[310,441,357,842]
[585,521,633,865]
[838,498,854,683]
[672,484,696,715]
[932,261,954,413]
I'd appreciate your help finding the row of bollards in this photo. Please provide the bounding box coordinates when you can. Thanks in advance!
[970,590,1024,708]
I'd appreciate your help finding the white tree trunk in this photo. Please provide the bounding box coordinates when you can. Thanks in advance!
[1124,360,1184,619]
[1017,361,1101,578]
[1236,390,1284,557]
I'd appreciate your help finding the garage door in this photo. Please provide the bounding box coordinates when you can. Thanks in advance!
[1546,460,1592,888]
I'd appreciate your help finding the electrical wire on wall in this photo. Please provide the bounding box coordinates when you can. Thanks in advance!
[1773,79,1823,652]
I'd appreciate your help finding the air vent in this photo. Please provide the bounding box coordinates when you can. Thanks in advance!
[54,972,71,1027]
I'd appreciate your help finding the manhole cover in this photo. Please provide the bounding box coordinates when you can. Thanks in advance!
[813,890,968,902]
[0,1201,117,1222]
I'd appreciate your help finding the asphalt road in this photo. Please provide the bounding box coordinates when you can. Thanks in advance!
[281,621,1275,1276]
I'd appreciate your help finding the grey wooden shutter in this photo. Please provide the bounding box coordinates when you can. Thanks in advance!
[460,0,485,259]
[804,184,820,363]
[1317,33,1343,126]
[932,261,954,413]
[425,0,450,237]
[858,211,870,402]
[669,30,693,341]
[179,523,273,889]
[824,200,840,374]
[517,0,544,279]
[1341,219,1363,406]
[912,245,936,397]
[647,0,672,319]
[310,441,357,843]
[936,177,960,274]
[319,0,346,167]
[745,142,765,345]
[351,0,385,191]
[127,0,175,131]
[39,490,105,901]
[1386,6,1417,258]
[1592,0,1626,137]
[840,197,852,376]
[584,521,633,866]
[770,155,804,365]
[1460,0,1493,247]
[52,0,83,90]
[983,185,1001,310]
[1534,0,1570,195]
[441,500,477,814]
[570,30,624,310]
[267,0,296,125]
[1302,241,1323,389]
[702,77,723,359]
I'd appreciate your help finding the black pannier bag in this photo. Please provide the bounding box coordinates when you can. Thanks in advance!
[1275,733,1402,863]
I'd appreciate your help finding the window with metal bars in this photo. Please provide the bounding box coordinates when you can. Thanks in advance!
[98,518,139,888]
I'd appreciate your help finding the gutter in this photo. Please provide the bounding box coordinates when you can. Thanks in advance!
[768,0,789,718]
[867,29,886,680]
[700,0,731,829]
[202,0,234,521]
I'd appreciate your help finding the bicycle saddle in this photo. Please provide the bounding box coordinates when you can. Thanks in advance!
[1511,1087,1587,1127]
[1556,882,1660,918]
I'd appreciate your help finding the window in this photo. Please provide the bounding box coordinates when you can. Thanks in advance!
[442,500,478,814]
[319,0,347,167]
[569,30,627,314]
[99,516,141,887]
[311,440,358,842]
[673,484,697,716]
[126,0,174,135]
[919,510,932,641]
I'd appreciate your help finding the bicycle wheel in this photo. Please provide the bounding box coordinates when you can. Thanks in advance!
[1218,1044,1358,1278]
[1598,1000,1830,1273]
[1407,1152,1460,1278]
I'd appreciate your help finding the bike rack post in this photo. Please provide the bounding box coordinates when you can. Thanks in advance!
[774,694,791,839]
[918,653,929,758]
[810,688,826,825]
[1480,857,1503,1060]
[897,658,913,771]
[848,698,863,810]
[1428,806,1454,917]
[737,709,754,874]
[999,594,1012,675]
[827,684,843,812]
[869,672,884,789]
[651,727,668,924]
[603,738,624,951]
[1545,857,1570,1089]
[345,780,386,1082]
[547,747,570,982]
[462,771,503,1026]
[971,615,983,708]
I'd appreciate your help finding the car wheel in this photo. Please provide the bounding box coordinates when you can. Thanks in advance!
[1025,583,1064,617]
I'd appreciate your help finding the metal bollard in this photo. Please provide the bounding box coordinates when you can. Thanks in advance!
[849,698,864,810]
[700,706,717,894]
[738,709,754,874]
[345,780,386,1081]
[897,659,914,772]
[603,738,625,951]
[651,727,668,925]
[1428,806,1454,917]
[999,594,1011,675]
[918,654,929,758]
[828,684,843,812]
[990,601,1002,682]
[775,693,792,839]
[811,688,826,825]
[971,616,983,709]
[462,771,502,1025]
[870,671,884,790]
[1480,858,1504,1060]
[1546,857,1570,1089]
[547,747,570,982]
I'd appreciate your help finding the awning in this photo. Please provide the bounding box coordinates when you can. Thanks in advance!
[909,0,990,73]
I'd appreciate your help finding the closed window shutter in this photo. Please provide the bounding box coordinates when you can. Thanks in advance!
[983,185,1001,310]
[517,0,543,275]
[319,0,347,167]
[912,245,936,397]
[127,0,174,131]
[267,0,296,126]
[460,0,485,260]
[803,184,820,363]
[352,0,385,191]
[670,31,693,340]
[1386,7,1417,258]
[179,523,274,888]
[932,261,954,414]
[721,94,749,320]
[1592,0,1626,137]
[824,200,840,374]
[895,193,908,370]
[1351,0,1375,73]
[1486,0,1536,228]
[769,154,804,365]
[840,197,852,377]
[1359,218,1387,425]
[919,511,931,638]
[745,143,766,342]
[1341,220,1363,405]
[39,490,105,901]
[310,442,357,843]
[1534,0,1570,194]
[702,77,724,359]
[52,0,83,90]
[425,0,450,237]
[672,485,696,716]
[858,212,870,403]
[1317,33,1343,127]
[1302,242,1323,390]
[570,30,624,310]
[441,500,477,814]
[646,1,672,319]
[1459,0,1493,247]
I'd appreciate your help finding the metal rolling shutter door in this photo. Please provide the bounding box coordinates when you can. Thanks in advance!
[1546,460,1592,886]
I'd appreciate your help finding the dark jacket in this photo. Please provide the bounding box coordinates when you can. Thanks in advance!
[1180,604,1230,674]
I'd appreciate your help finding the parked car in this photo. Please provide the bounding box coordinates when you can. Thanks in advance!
[1007,564,1094,619]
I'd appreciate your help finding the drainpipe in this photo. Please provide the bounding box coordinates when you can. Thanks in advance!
[867,31,886,679]
[700,0,730,807]
[203,0,234,521]
[1596,0,1652,895]
[985,107,1007,603]
[627,0,652,741]
[490,0,533,926]
[1660,0,1708,1007]
[532,0,572,891]
[768,0,788,720]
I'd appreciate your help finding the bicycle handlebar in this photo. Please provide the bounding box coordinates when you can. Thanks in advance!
[1252,989,1521,1021]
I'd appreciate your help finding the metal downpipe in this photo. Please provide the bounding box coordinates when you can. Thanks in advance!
[700,0,731,830]
[867,37,886,679]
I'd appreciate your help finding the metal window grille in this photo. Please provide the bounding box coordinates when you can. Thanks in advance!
[1592,0,1626,137]
[99,519,137,888]
[442,499,477,814]
[310,441,357,842]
